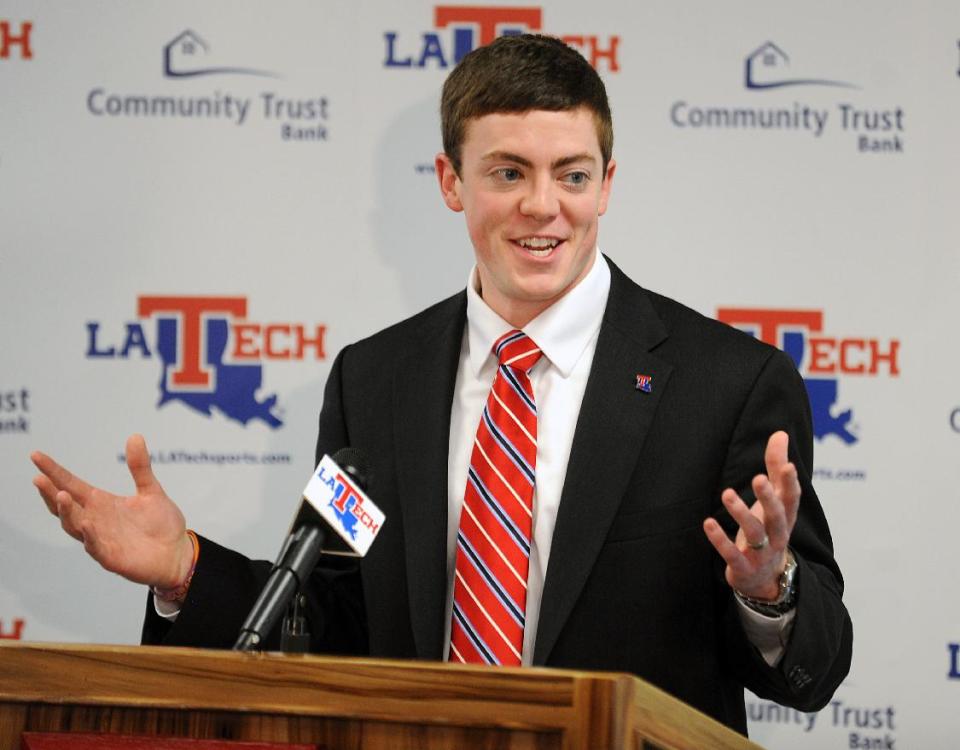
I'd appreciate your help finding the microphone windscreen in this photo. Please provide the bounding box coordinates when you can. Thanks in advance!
[331,447,371,490]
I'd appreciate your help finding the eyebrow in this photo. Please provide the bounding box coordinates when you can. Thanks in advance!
[480,151,597,170]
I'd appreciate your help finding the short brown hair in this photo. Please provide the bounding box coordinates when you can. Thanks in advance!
[441,34,613,176]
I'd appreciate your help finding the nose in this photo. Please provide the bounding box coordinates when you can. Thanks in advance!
[519,176,560,221]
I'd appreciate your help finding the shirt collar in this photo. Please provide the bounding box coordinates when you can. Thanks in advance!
[465,248,611,378]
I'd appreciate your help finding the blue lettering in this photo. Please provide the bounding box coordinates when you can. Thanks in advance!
[383,32,412,67]
[949,643,960,679]
[452,27,473,64]
[119,323,151,358]
[85,322,116,357]
[670,101,687,127]
[87,87,104,115]
[317,466,336,489]
[951,409,960,433]
[417,33,447,68]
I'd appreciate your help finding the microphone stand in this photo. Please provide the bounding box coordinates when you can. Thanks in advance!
[233,524,325,651]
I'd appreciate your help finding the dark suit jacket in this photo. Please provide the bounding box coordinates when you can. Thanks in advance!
[144,258,852,734]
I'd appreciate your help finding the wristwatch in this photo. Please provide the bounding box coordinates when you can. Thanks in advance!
[735,549,798,617]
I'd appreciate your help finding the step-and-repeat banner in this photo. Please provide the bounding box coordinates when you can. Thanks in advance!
[2,2,957,747]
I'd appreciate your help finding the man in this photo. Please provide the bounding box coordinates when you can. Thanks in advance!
[31,34,851,734]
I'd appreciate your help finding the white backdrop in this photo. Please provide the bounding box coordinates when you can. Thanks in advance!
[2,2,958,747]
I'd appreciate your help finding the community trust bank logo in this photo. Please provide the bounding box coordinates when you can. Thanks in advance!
[85,296,327,428]
[748,697,897,749]
[670,41,906,154]
[717,308,900,448]
[384,5,620,72]
[85,30,329,142]
[0,388,30,434]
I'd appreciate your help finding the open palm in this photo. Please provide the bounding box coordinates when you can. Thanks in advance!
[31,434,192,590]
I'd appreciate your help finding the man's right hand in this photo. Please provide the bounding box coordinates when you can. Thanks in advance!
[31,434,193,591]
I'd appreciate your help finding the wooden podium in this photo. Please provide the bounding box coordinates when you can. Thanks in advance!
[0,642,761,750]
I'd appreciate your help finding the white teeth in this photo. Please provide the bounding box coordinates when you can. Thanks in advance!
[517,237,560,250]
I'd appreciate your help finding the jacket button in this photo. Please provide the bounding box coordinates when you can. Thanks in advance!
[789,665,812,689]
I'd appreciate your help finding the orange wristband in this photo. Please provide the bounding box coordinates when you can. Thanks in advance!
[152,530,199,603]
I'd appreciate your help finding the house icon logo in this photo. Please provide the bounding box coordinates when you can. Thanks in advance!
[163,30,278,79]
[745,41,857,90]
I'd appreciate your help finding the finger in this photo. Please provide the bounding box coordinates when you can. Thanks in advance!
[764,431,790,486]
[752,475,789,547]
[703,519,751,578]
[55,492,85,541]
[33,474,61,516]
[79,519,109,568]
[125,434,161,495]
[30,450,96,502]
[778,461,802,528]
[721,489,767,548]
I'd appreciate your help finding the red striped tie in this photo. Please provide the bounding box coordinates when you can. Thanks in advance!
[450,329,542,666]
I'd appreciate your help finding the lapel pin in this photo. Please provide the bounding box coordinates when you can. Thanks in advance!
[635,374,652,393]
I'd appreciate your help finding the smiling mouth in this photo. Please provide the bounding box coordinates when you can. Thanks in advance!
[514,237,563,257]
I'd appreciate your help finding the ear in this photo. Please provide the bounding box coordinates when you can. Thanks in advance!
[597,158,616,216]
[435,153,464,212]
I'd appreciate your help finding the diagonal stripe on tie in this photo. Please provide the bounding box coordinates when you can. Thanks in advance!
[457,532,525,626]
[460,497,528,593]
[465,469,530,556]
[450,329,541,668]
[472,438,533,521]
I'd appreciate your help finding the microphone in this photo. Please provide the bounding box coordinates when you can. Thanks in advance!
[233,448,385,651]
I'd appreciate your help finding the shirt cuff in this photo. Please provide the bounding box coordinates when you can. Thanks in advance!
[153,592,182,621]
[735,596,796,667]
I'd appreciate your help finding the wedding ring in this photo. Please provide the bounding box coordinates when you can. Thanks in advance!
[748,534,769,551]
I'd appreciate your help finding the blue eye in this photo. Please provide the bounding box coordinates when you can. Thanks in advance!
[564,171,589,185]
[495,168,521,181]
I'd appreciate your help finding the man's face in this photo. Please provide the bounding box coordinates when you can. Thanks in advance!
[436,107,615,327]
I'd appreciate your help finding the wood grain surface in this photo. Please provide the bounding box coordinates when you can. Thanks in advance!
[0,642,762,750]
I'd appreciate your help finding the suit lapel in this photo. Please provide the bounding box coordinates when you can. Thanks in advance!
[533,261,673,665]
[392,293,467,659]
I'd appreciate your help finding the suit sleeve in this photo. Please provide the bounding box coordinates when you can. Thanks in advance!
[715,348,853,711]
[141,346,368,655]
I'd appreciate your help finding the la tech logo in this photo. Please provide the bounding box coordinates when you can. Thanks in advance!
[0,20,32,59]
[384,6,620,71]
[717,308,900,446]
[86,296,326,429]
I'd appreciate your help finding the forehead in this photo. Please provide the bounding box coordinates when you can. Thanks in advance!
[460,107,603,160]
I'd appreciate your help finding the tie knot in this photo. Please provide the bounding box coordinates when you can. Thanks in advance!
[493,330,542,373]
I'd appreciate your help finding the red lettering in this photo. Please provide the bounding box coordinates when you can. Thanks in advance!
[839,338,867,374]
[231,323,260,359]
[138,296,246,387]
[0,21,33,59]
[869,339,900,376]
[332,474,359,513]
[294,324,327,360]
[434,6,542,46]
[351,496,366,518]
[807,337,836,373]
[265,324,292,359]
[716,308,822,348]
[0,618,25,640]
[561,35,620,72]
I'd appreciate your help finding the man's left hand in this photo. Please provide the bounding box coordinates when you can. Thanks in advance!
[702,430,801,601]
